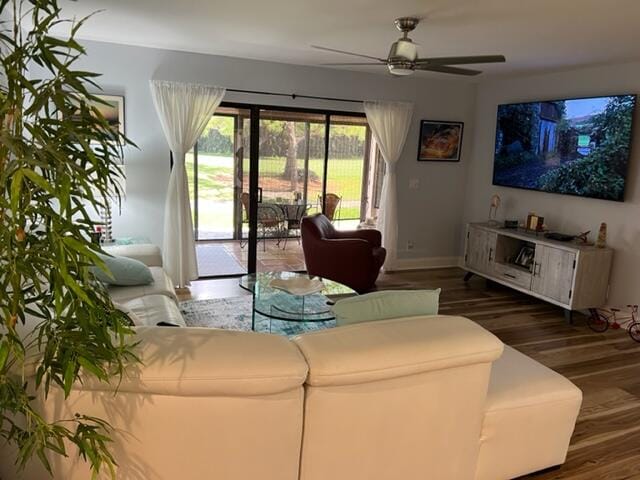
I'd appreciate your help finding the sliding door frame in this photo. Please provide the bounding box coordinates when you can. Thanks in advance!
[202,101,369,275]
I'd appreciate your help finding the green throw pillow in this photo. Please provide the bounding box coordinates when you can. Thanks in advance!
[332,289,441,326]
[92,253,154,286]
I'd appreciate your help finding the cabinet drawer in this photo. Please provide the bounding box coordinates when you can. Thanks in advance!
[493,263,532,289]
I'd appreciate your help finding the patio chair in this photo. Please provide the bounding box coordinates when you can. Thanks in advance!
[281,203,309,250]
[239,193,285,251]
[317,193,342,222]
[257,204,285,252]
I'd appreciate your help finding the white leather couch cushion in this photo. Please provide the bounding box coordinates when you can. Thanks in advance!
[476,345,582,480]
[293,315,504,386]
[102,243,163,267]
[77,327,309,397]
[107,266,177,304]
[294,315,505,480]
[3,327,307,480]
[124,294,186,327]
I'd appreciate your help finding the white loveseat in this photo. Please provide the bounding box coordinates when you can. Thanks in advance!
[0,312,582,480]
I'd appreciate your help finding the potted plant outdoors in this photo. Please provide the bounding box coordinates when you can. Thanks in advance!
[1,0,138,477]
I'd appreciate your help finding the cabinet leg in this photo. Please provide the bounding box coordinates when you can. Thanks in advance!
[463,272,474,282]
[564,309,573,325]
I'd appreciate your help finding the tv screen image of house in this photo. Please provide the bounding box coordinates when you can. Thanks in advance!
[492,94,637,201]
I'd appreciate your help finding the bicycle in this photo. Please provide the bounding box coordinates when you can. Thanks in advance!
[587,305,640,342]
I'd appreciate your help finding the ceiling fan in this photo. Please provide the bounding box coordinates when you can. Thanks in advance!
[312,17,505,77]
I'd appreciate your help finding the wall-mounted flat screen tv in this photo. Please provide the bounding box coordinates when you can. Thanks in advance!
[493,94,636,201]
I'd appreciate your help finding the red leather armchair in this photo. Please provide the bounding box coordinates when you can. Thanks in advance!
[301,214,386,293]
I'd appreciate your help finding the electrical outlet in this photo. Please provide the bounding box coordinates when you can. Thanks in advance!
[407,241,414,250]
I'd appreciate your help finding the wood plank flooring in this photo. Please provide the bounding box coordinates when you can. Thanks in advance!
[180,267,640,480]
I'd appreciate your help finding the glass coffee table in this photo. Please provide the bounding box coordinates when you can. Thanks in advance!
[239,271,356,334]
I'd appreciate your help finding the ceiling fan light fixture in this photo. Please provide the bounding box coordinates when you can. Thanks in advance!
[312,17,505,77]
[387,62,414,76]
[388,39,417,61]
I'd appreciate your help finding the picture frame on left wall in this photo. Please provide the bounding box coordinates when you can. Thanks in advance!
[68,94,125,137]
[417,120,464,162]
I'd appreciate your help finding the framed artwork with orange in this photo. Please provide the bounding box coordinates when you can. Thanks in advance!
[417,120,464,162]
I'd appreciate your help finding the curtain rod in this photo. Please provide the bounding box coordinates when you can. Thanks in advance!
[225,88,363,104]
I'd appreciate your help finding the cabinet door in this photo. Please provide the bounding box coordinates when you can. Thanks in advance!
[465,227,497,275]
[531,245,576,305]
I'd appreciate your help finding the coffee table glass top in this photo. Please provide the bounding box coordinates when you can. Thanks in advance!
[239,271,356,323]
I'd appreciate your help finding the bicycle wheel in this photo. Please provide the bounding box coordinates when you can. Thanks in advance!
[587,309,609,333]
[628,322,640,343]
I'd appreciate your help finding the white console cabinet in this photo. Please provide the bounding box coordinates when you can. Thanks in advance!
[463,223,613,312]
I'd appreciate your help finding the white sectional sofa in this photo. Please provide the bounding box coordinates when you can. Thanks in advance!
[102,244,186,327]
[0,245,582,480]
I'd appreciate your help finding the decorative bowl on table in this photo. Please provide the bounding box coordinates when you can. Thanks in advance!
[269,277,324,296]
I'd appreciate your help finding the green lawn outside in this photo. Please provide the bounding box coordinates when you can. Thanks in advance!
[186,153,364,236]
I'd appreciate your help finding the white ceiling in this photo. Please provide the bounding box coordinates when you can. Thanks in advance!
[53,0,640,79]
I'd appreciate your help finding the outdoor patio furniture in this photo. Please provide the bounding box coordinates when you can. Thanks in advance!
[278,203,310,250]
[317,193,342,222]
[239,192,286,251]
[301,213,386,293]
[257,204,285,251]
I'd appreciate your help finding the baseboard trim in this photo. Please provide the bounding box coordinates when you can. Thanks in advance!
[386,256,463,272]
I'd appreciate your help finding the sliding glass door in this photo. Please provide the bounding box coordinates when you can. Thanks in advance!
[187,103,377,278]
[187,106,251,276]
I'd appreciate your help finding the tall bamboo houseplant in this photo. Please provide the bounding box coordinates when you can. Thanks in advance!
[0,0,137,476]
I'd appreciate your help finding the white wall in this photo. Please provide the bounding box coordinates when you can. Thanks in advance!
[46,40,477,264]
[464,62,640,304]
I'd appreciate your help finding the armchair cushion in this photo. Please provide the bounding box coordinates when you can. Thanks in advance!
[332,289,441,326]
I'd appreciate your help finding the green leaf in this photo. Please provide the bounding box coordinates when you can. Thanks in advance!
[0,341,9,371]
[10,169,24,212]
[63,360,76,396]
[78,356,106,381]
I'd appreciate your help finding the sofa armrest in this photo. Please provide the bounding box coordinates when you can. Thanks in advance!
[333,229,382,247]
[74,327,309,397]
[292,315,503,387]
[102,244,163,267]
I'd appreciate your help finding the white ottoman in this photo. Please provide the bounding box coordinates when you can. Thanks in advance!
[476,346,582,480]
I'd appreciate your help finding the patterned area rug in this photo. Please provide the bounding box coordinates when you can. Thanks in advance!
[179,296,335,336]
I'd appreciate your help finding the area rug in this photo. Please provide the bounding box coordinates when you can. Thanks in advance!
[196,244,245,276]
[179,296,335,336]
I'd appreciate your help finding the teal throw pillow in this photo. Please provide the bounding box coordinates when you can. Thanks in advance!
[92,253,154,286]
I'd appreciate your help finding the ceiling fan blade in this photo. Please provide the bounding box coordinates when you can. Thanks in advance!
[415,55,506,66]
[320,62,384,66]
[311,45,385,62]
[415,64,482,76]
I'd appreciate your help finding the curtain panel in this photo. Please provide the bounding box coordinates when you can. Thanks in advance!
[150,80,225,287]
[363,100,414,270]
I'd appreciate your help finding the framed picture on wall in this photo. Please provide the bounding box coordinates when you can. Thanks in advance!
[68,94,125,137]
[417,120,464,162]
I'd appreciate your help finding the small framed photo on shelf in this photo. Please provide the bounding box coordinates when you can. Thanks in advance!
[514,246,535,270]
[417,120,464,162]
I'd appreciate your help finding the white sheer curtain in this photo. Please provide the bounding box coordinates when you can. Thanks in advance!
[150,80,225,287]
[364,101,413,270]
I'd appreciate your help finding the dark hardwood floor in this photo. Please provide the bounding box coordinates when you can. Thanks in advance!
[180,267,640,480]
